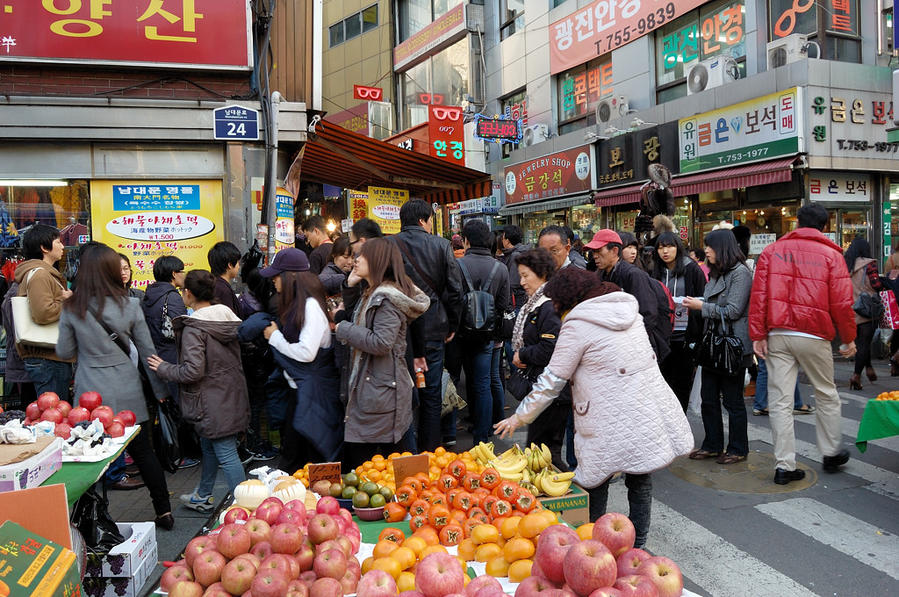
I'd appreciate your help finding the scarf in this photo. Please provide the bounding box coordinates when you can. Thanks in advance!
[512,283,548,352]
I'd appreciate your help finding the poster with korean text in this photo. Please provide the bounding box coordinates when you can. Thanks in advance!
[367,187,408,235]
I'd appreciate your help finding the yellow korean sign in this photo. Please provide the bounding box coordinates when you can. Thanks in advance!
[367,186,408,235]
[90,180,225,290]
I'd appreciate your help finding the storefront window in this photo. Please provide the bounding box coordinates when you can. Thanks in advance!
[826,207,870,251]
[570,205,600,243]
[520,210,565,245]
[0,181,90,250]
[501,0,525,40]
[557,57,613,130]
[768,0,860,62]
[398,38,471,130]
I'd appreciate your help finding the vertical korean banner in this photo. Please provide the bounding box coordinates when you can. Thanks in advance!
[90,181,224,290]
[428,105,465,165]
[367,187,408,234]
[349,190,369,222]
[274,187,295,251]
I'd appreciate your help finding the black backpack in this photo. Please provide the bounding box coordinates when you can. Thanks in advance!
[458,260,501,334]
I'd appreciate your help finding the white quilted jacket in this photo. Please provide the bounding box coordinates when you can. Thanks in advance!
[516,292,694,487]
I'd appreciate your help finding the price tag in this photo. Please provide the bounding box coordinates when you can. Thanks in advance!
[390,454,429,485]
[308,462,342,485]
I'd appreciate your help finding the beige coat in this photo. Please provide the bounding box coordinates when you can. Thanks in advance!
[14,260,72,362]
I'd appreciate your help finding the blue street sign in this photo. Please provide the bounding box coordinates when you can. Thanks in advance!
[213,105,260,141]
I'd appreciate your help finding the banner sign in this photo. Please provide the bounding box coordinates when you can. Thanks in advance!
[597,122,680,189]
[90,180,224,290]
[274,187,295,250]
[394,3,466,70]
[808,171,871,202]
[353,85,383,101]
[0,0,252,70]
[504,146,594,205]
[678,87,801,173]
[367,187,408,235]
[428,105,466,165]
[807,87,899,161]
[549,0,707,74]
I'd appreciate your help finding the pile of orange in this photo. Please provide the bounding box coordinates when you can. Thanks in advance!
[362,527,471,591]
[874,391,899,401]
[353,447,484,493]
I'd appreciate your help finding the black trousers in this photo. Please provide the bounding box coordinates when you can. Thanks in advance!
[130,420,172,516]
[854,321,875,375]
[278,386,324,475]
[587,473,652,548]
[525,399,570,471]
[660,340,695,412]
[699,367,749,457]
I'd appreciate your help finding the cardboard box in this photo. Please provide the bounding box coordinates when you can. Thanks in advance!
[84,522,157,579]
[0,437,63,493]
[82,549,156,597]
[537,483,590,526]
[0,485,73,550]
[0,520,81,597]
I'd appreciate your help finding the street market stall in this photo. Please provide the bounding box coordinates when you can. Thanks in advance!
[856,392,899,453]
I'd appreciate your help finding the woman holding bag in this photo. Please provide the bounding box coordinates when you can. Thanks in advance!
[55,245,174,530]
[683,229,753,465]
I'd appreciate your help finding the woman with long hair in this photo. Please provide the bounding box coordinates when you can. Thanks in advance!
[119,253,145,299]
[55,245,174,529]
[651,231,706,411]
[683,229,753,465]
[319,236,355,297]
[334,238,429,469]
[844,237,880,389]
[148,270,249,512]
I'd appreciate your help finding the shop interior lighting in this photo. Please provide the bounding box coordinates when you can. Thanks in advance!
[0,179,68,187]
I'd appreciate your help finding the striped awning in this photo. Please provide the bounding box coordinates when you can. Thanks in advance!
[498,193,594,216]
[299,119,492,204]
[593,156,800,207]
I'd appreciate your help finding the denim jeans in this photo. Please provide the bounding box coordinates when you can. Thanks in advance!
[460,337,495,444]
[23,358,71,401]
[417,340,446,452]
[104,453,127,485]
[754,358,801,410]
[197,435,246,497]
[587,473,652,548]
[700,367,749,456]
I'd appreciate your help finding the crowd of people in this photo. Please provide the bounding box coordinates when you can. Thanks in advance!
[4,200,878,547]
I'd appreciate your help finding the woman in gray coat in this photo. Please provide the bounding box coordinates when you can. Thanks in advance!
[56,246,174,529]
[683,229,753,465]
[334,238,429,469]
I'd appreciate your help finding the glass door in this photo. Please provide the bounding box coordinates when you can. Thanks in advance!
[826,207,871,250]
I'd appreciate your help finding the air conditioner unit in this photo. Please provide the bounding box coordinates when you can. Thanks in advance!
[766,34,809,69]
[686,56,739,95]
[595,95,630,124]
[523,124,550,147]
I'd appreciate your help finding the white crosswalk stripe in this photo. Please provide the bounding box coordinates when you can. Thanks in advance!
[755,498,899,581]
[789,407,899,453]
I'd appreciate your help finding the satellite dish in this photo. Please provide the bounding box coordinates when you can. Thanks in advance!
[687,63,709,94]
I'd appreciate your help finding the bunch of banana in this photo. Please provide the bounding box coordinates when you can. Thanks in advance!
[533,470,575,497]
[469,442,496,467]
[487,445,528,482]
[524,442,553,473]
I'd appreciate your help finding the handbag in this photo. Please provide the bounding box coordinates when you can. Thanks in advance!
[697,306,744,376]
[854,292,884,321]
[71,486,125,551]
[880,290,899,330]
[11,269,64,348]
[507,366,537,401]
[160,294,175,340]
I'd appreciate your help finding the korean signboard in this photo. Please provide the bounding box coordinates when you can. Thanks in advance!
[428,105,465,165]
[0,0,252,70]
[808,171,871,202]
[679,87,802,173]
[504,146,595,205]
[559,60,614,121]
[90,180,224,290]
[394,3,466,70]
[806,87,899,161]
[597,123,680,189]
[353,85,383,101]
[768,0,858,39]
[349,190,369,221]
[549,0,707,75]
[367,187,408,235]
[274,187,295,250]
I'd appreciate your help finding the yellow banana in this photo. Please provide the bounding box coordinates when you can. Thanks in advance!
[541,444,552,468]
[540,474,571,497]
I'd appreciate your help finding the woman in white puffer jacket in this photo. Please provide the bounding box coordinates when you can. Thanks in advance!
[495,267,693,548]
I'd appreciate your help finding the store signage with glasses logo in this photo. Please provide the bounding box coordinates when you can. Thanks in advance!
[418,93,446,105]
[353,85,383,101]
[475,117,522,143]
[428,105,465,165]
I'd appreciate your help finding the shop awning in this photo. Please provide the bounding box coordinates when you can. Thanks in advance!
[498,193,593,216]
[593,156,800,207]
[298,118,492,204]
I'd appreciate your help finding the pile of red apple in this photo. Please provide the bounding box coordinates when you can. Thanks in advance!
[511,512,683,597]
[23,391,135,440]
[160,495,366,597]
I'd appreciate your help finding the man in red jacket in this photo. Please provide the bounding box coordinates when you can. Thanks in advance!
[749,204,856,484]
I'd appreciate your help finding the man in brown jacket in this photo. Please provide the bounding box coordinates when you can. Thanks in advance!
[14,224,73,399]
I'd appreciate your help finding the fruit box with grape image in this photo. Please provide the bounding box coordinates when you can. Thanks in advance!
[0,438,63,493]
[0,520,81,596]
[84,523,157,579]
[81,549,155,597]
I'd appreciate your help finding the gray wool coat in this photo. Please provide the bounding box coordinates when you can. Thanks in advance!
[701,262,754,362]
[56,297,168,423]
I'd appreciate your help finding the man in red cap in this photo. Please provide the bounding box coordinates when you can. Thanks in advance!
[587,229,671,361]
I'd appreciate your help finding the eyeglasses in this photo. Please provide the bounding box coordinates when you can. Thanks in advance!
[355,86,382,100]
[431,106,462,120]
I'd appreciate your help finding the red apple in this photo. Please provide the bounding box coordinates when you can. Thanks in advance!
[306,513,339,545]
[356,569,398,597]
[201,582,231,597]
[277,508,304,526]
[337,507,354,526]
[78,391,102,411]
[340,568,359,594]
[259,496,284,508]
[251,571,290,597]
[284,499,307,513]
[253,501,283,526]
[40,408,63,423]
[313,548,347,580]
[224,506,251,524]
[514,576,559,596]
[184,537,215,569]
[399,592,427,597]
[259,554,293,580]
[533,524,580,584]
[250,541,273,561]
[67,406,90,426]
[636,557,683,597]
[294,543,315,572]
[617,548,652,578]
[221,557,257,595]
[90,408,113,428]
[335,535,354,557]
[530,558,547,580]
[107,421,125,438]
[315,539,342,555]
[286,579,310,597]
[54,422,72,439]
[315,495,340,515]
[614,574,660,597]
[310,577,343,597]
[270,522,304,555]
[25,401,40,421]
[169,581,204,597]
[593,513,636,558]
[55,401,71,418]
[563,539,617,596]
[192,550,227,587]
[298,570,317,587]
[117,409,136,426]
[37,392,60,411]
[233,553,261,570]
[161,566,194,592]
[588,589,625,597]
[245,519,272,546]
[415,552,465,597]
[216,523,252,560]
[465,575,503,596]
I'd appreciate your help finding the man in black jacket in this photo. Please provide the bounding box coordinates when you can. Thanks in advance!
[499,224,529,310]
[391,199,464,451]
[457,220,511,444]
[588,229,671,361]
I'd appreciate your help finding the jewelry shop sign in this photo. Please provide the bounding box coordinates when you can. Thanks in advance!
[806,87,899,159]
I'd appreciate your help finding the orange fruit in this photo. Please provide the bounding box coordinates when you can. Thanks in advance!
[474,543,503,563]
[457,538,477,561]
[471,524,500,545]
[508,559,533,582]
[389,546,417,570]
[373,540,399,559]
[413,526,440,546]
[402,535,427,557]
[372,557,402,579]
[503,536,535,563]
[500,516,522,539]
[577,522,595,541]
[518,512,552,539]
[537,509,558,525]
[485,555,510,577]
[361,556,374,574]
[420,544,448,559]
[397,571,416,592]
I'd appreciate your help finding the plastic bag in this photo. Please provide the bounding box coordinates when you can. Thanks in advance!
[688,366,702,415]
[71,487,125,551]
[440,371,466,417]
[151,398,182,474]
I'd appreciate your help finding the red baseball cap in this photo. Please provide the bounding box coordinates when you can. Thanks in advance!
[585,229,623,250]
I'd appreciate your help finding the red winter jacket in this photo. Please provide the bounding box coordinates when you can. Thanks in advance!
[749,228,856,343]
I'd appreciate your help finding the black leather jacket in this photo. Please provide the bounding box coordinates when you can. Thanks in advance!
[391,226,464,342]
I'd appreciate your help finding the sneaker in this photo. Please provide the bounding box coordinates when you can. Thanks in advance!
[252,446,279,462]
[180,492,214,512]
[237,445,255,465]
[177,457,200,469]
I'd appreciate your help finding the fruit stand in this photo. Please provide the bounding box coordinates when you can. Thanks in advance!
[856,391,899,453]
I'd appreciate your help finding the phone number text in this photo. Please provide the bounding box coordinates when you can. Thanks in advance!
[714,147,769,164]
[836,139,899,152]
[593,3,676,55]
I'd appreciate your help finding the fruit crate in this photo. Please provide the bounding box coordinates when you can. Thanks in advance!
[537,482,589,526]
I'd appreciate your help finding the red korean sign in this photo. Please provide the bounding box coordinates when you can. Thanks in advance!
[353,85,383,101]
[549,0,706,75]
[428,105,465,166]
[0,0,252,70]
[503,146,594,205]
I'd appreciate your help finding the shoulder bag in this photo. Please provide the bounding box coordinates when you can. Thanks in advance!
[697,305,744,376]
[160,293,175,340]
[11,269,64,349]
